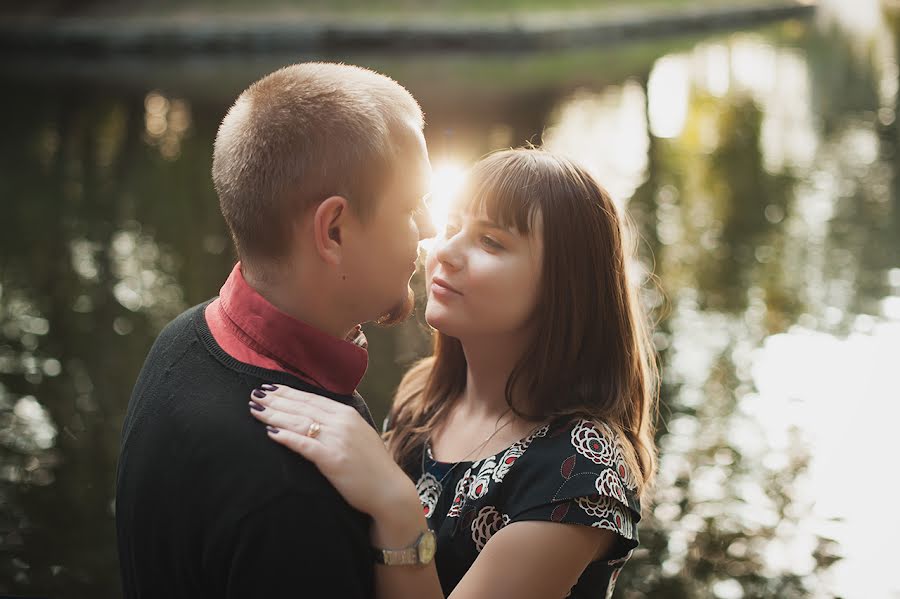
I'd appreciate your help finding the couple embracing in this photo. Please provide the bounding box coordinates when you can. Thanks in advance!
[115,62,658,599]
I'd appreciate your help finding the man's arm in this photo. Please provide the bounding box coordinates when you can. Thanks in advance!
[226,492,373,598]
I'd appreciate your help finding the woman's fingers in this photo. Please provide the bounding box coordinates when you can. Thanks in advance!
[250,388,333,421]
[259,385,340,412]
[249,403,319,436]
[250,384,352,417]
[265,427,327,464]
[249,383,363,444]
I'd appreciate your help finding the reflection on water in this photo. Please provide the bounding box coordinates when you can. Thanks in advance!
[543,81,650,201]
[751,320,900,598]
[2,3,899,597]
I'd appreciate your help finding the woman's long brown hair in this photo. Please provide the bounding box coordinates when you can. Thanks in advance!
[383,148,659,496]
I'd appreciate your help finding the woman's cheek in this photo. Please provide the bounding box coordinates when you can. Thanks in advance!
[487,265,538,326]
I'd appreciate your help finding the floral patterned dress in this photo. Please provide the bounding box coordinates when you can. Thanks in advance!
[398,415,642,598]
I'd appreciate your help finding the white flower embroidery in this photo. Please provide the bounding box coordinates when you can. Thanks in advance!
[492,423,551,483]
[586,497,635,540]
[570,419,617,466]
[532,424,551,440]
[467,456,497,500]
[492,444,524,484]
[596,468,629,506]
[571,420,639,490]
[447,466,473,518]
[615,451,638,491]
[470,505,509,552]
[575,493,616,519]
[416,472,442,519]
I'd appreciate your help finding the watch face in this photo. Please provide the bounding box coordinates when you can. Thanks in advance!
[418,530,437,563]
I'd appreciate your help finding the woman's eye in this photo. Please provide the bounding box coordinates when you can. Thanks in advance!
[481,235,503,250]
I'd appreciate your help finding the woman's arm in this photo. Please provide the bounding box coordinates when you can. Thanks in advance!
[452,522,617,598]
[370,492,445,599]
[367,498,617,599]
[247,385,618,599]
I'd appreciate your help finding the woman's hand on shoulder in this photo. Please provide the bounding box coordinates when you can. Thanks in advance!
[248,384,417,520]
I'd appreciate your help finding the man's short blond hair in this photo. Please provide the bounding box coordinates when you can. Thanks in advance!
[212,62,424,264]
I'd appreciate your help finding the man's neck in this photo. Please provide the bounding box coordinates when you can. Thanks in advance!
[242,264,356,341]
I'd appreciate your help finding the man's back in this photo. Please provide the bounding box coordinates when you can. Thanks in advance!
[116,302,375,598]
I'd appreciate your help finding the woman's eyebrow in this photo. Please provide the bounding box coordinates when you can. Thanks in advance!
[446,214,514,233]
[472,218,515,233]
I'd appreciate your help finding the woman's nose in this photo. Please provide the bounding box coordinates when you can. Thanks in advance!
[434,231,463,271]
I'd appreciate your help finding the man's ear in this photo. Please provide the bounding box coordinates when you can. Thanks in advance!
[313,195,350,266]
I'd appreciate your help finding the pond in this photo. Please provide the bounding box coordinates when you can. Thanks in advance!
[1,1,899,597]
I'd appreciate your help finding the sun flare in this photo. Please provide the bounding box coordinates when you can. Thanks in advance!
[420,160,468,252]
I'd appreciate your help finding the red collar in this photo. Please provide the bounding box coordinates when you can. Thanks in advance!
[213,262,368,395]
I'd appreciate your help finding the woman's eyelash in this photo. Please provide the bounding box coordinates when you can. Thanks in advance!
[443,224,503,250]
[481,236,503,249]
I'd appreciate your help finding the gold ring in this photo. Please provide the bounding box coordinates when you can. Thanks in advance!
[307,421,321,439]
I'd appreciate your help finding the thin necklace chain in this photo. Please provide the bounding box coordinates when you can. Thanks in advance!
[423,408,546,492]
[423,407,513,491]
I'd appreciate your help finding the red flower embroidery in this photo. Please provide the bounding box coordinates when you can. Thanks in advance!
[551,502,571,522]
[561,454,577,479]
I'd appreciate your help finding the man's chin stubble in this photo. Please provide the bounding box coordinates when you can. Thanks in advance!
[375,287,415,326]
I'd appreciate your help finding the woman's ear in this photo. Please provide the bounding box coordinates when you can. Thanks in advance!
[313,195,350,266]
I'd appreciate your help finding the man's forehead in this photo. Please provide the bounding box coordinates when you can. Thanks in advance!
[405,127,431,192]
[401,154,431,198]
[384,162,430,205]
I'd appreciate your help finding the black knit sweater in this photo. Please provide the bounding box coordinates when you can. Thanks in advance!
[115,300,376,598]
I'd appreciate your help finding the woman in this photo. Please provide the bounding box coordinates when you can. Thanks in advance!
[246,148,658,598]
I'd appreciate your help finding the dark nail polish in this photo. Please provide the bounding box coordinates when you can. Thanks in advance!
[249,400,265,412]
[260,384,277,391]
[266,425,279,434]
[252,389,266,399]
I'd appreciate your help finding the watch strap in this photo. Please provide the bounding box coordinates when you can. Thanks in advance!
[373,545,420,566]
[372,530,436,566]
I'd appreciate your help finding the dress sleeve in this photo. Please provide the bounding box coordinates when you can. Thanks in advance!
[505,418,642,564]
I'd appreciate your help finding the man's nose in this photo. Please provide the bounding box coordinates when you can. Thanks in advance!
[415,208,436,241]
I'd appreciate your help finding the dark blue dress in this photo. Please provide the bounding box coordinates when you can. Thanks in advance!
[396,415,642,598]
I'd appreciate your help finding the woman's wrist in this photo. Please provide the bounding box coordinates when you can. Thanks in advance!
[369,476,427,550]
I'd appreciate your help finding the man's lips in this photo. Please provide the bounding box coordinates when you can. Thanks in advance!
[431,276,462,295]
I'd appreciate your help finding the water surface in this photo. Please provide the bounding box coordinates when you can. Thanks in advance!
[1,4,898,597]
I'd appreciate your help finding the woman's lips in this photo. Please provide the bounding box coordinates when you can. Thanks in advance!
[431,276,462,298]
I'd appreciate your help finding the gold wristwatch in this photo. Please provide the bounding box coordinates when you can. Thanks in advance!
[373,529,437,566]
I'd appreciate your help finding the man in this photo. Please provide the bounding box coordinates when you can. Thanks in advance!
[115,62,434,598]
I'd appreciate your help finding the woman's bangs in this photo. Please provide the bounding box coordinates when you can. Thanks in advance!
[459,160,542,234]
